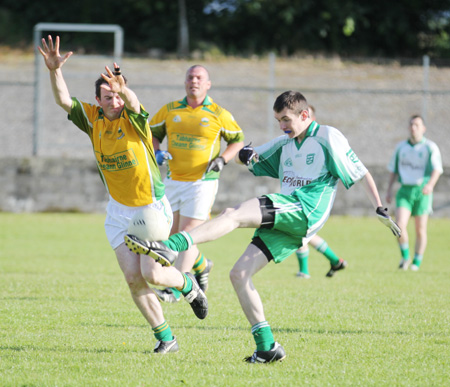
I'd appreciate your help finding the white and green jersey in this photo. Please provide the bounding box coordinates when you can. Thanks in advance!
[250,121,367,236]
[388,137,443,186]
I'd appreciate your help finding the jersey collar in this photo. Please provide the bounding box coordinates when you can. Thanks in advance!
[408,137,426,146]
[181,95,213,107]
[305,121,319,137]
[294,121,319,149]
[98,107,125,121]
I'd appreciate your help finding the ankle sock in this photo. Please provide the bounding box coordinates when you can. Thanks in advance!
[252,321,275,351]
[163,231,193,251]
[152,321,173,342]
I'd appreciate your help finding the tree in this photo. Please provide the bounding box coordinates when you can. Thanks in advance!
[177,0,189,57]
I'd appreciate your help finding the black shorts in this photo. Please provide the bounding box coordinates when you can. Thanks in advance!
[250,196,276,262]
[257,195,275,229]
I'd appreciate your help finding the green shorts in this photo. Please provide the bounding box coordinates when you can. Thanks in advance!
[252,193,308,264]
[396,185,433,216]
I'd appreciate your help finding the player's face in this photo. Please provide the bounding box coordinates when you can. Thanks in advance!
[274,108,309,139]
[409,117,426,143]
[185,67,211,101]
[96,84,125,121]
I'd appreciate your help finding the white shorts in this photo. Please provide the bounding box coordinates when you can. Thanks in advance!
[104,195,173,250]
[164,179,219,221]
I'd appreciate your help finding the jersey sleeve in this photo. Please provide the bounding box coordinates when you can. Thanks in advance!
[149,104,168,142]
[428,141,444,174]
[125,104,151,139]
[68,98,96,139]
[249,136,288,178]
[219,109,245,144]
[316,126,368,189]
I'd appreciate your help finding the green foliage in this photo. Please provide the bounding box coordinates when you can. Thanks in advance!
[1,213,450,385]
[3,0,450,57]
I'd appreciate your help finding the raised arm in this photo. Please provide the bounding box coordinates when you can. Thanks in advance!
[101,64,141,114]
[37,36,73,113]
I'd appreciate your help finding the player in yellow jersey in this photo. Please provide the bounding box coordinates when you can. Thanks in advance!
[38,36,207,354]
[150,65,244,302]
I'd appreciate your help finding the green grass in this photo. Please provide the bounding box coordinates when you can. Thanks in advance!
[1,213,449,386]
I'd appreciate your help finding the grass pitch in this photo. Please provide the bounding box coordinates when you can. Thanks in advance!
[1,213,449,386]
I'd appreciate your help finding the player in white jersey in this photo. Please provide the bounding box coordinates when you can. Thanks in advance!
[125,91,400,363]
[386,115,443,271]
[294,105,347,278]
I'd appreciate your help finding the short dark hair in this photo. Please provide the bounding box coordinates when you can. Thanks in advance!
[410,114,424,124]
[273,91,308,114]
[95,74,128,99]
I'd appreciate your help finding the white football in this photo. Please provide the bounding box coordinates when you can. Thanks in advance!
[128,207,171,242]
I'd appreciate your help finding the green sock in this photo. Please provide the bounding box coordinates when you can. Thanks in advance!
[180,273,193,296]
[152,321,173,342]
[251,321,275,351]
[296,249,310,275]
[170,287,182,299]
[163,231,193,252]
[399,243,410,259]
[413,254,423,267]
[315,240,339,266]
[193,252,206,275]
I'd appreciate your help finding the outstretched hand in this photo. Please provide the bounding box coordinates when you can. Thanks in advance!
[101,63,126,95]
[38,35,73,71]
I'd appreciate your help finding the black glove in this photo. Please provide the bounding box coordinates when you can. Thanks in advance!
[238,143,259,166]
[206,156,226,173]
[376,207,401,237]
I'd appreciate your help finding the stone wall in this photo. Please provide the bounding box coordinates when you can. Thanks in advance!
[1,158,449,217]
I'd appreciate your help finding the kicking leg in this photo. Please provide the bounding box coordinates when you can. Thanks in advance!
[189,197,263,245]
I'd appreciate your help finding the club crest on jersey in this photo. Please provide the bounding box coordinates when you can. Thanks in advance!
[284,158,293,167]
[200,117,210,127]
[117,128,124,140]
[306,153,315,165]
[173,115,181,123]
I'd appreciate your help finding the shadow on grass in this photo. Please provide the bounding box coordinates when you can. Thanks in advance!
[0,345,138,354]
[76,320,448,338]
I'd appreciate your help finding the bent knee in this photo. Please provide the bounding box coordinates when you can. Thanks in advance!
[229,265,246,285]
[141,267,165,286]
[219,207,236,217]
[123,272,147,293]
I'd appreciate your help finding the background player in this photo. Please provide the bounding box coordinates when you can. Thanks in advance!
[126,90,400,362]
[150,65,244,302]
[38,36,207,354]
[386,114,443,271]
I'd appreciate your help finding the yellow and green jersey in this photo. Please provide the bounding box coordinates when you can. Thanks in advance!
[69,98,165,207]
[150,96,244,181]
